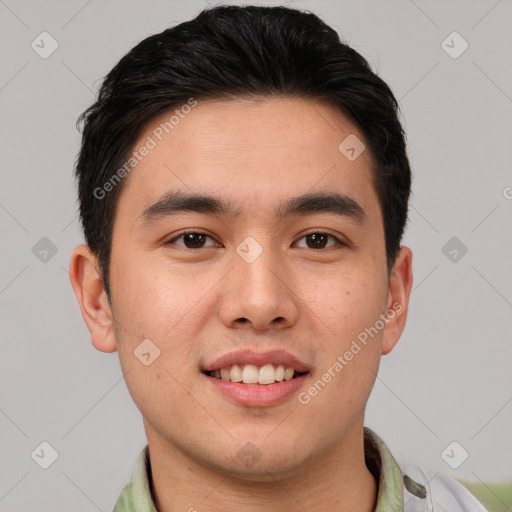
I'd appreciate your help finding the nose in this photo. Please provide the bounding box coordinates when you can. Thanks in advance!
[218,244,300,331]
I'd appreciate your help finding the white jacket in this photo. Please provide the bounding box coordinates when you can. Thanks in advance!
[364,427,489,512]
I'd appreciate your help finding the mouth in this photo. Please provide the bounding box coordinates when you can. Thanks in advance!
[203,368,310,408]
[203,364,309,385]
[201,350,311,407]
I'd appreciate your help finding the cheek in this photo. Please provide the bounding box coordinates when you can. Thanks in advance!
[299,264,387,345]
[111,255,205,337]
[110,259,210,431]
[296,273,384,420]
[295,265,386,404]
[110,256,221,381]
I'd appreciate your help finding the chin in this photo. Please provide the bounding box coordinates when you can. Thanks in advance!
[218,452,310,482]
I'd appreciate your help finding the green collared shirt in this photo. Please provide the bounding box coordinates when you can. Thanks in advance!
[113,427,487,512]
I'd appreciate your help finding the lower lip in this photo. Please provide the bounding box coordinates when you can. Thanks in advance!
[204,373,309,407]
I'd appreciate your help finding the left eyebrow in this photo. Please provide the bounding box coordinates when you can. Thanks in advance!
[275,191,369,226]
[135,189,369,227]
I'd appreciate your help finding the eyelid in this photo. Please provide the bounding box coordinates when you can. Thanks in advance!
[164,229,220,247]
[164,229,348,249]
[293,230,347,248]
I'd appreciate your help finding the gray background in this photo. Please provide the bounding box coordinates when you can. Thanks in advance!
[1,0,511,510]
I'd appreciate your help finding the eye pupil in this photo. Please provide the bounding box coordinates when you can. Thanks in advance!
[307,233,328,249]
[184,233,206,248]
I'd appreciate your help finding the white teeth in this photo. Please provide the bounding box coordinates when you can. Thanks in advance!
[230,364,243,382]
[258,364,276,385]
[209,364,304,384]
[284,367,294,381]
[242,364,259,383]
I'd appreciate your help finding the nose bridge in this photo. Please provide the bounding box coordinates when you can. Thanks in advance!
[219,234,298,329]
[236,235,286,299]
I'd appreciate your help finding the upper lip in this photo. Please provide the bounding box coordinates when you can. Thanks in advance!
[203,349,309,373]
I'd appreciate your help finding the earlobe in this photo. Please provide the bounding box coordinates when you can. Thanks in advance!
[69,244,117,353]
[381,246,413,356]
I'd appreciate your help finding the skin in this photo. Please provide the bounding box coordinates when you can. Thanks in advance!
[70,96,413,512]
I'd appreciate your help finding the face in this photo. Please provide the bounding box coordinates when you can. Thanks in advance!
[71,96,412,479]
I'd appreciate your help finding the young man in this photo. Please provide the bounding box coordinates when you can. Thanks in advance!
[69,5,488,512]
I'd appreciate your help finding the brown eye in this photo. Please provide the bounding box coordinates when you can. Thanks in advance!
[165,231,218,249]
[295,232,343,249]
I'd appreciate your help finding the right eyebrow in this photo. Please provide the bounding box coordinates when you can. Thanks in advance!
[136,190,243,226]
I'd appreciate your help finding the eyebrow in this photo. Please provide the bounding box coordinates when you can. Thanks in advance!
[136,189,369,227]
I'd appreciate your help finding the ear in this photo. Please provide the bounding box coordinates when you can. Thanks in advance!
[381,246,413,356]
[69,244,117,353]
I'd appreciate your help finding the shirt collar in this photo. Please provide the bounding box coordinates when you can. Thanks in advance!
[364,426,404,512]
[113,444,157,512]
[114,426,404,512]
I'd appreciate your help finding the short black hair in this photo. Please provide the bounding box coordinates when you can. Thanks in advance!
[75,4,411,302]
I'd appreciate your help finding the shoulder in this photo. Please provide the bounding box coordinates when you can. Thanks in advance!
[400,464,489,512]
[113,481,135,512]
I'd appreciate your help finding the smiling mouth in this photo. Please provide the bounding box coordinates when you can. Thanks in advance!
[203,363,309,385]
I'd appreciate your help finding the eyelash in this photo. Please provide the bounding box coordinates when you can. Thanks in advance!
[163,230,346,250]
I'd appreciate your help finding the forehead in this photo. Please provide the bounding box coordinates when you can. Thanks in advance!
[115,96,380,226]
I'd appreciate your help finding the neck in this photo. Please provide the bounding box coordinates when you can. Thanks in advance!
[145,421,378,512]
